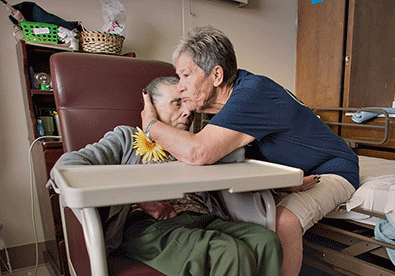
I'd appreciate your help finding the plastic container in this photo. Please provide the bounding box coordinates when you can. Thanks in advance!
[19,21,58,44]
[53,111,62,137]
[37,119,45,137]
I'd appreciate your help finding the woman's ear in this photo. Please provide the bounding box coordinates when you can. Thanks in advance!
[212,65,224,87]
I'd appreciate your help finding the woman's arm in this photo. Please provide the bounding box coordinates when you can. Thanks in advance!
[142,92,254,165]
[50,126,139,178]
[51,126,176,219]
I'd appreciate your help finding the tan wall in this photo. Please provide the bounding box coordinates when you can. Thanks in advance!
[0,0,297,248]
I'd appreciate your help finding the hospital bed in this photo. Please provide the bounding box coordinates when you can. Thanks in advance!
[302,107,395,276]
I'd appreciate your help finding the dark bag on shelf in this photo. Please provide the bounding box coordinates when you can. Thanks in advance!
[8,1,79,30]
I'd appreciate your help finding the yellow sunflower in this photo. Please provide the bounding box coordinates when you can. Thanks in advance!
[132,127,169,163]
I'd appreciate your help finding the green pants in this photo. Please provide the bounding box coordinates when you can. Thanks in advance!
[115,212,283,276]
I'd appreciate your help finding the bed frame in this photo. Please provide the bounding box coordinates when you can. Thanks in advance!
[302,107,395,276]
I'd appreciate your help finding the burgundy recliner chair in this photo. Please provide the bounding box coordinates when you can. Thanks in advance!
[50,52,176,276]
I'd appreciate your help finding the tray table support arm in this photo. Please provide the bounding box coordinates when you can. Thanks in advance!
[81,207,108,276]
[60,195,109,276]
[258,190,276,232]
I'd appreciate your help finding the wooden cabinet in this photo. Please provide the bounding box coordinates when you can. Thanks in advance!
[296,0,395,109]
[17,41,70,139]
[16,40,68,275]
[295,0,395,158]
[17,40,137,275]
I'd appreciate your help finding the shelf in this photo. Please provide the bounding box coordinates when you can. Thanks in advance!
[31,89,54,95]
[16,39,137,276]
[26,41,74,52]
[40,139,63,146]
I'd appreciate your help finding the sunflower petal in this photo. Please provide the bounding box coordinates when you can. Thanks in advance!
[132,127,169,162]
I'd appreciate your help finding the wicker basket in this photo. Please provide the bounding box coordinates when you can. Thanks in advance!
[79,28,125,55]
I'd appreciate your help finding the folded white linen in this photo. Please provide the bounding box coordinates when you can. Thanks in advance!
[385,185,395,214]
[346,174,395,213]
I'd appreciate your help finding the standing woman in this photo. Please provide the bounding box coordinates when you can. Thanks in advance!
[142,25,359,276]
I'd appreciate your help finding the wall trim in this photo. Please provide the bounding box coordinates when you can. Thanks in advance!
[0,241,47,273]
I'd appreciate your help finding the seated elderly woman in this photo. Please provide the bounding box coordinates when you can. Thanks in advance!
[51,77,283,276]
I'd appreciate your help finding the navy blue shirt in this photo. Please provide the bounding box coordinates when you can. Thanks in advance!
[209,69,360,189]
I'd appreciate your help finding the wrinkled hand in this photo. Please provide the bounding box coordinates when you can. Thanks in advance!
[287,175,320,192]
[141,91,158,131]
[138,201,177,220]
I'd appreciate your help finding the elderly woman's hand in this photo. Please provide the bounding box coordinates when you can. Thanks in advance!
[141,90,158,131]
[138,201,177,220]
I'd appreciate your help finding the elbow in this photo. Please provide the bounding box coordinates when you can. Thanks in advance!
[182,146,215,166]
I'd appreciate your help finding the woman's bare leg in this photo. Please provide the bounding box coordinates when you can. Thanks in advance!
[276,206,303,276]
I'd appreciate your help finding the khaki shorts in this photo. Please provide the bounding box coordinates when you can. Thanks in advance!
[274,174,355,233]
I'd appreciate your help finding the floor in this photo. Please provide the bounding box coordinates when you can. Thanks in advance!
[0,263,55,276]
[0,260,337,276]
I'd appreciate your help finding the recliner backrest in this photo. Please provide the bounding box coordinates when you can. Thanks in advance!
[50,52,174,276]
[50,52,176,152]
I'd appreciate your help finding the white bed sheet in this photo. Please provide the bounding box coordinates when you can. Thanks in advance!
[326,156,395,225]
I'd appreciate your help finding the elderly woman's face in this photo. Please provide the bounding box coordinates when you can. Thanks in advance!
[175,53,215,112]
[155,84,194,131]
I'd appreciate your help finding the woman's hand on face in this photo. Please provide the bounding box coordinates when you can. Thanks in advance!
[141,90,158,131]
[287,175,320,192]
[138,201,177,220]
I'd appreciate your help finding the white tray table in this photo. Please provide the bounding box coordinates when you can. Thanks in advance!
[51,159,303,276]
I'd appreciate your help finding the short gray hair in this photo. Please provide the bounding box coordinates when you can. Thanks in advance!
[145,77,179,105]
[173,25,238,86]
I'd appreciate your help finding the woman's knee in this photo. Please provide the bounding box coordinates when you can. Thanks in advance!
[249,224,282,247]
[259,228,282,256]
[243,225,283,275]
[221,238,256,261]
[241,224,283,263]
[276,207,301,230]
[210,237,257,275]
